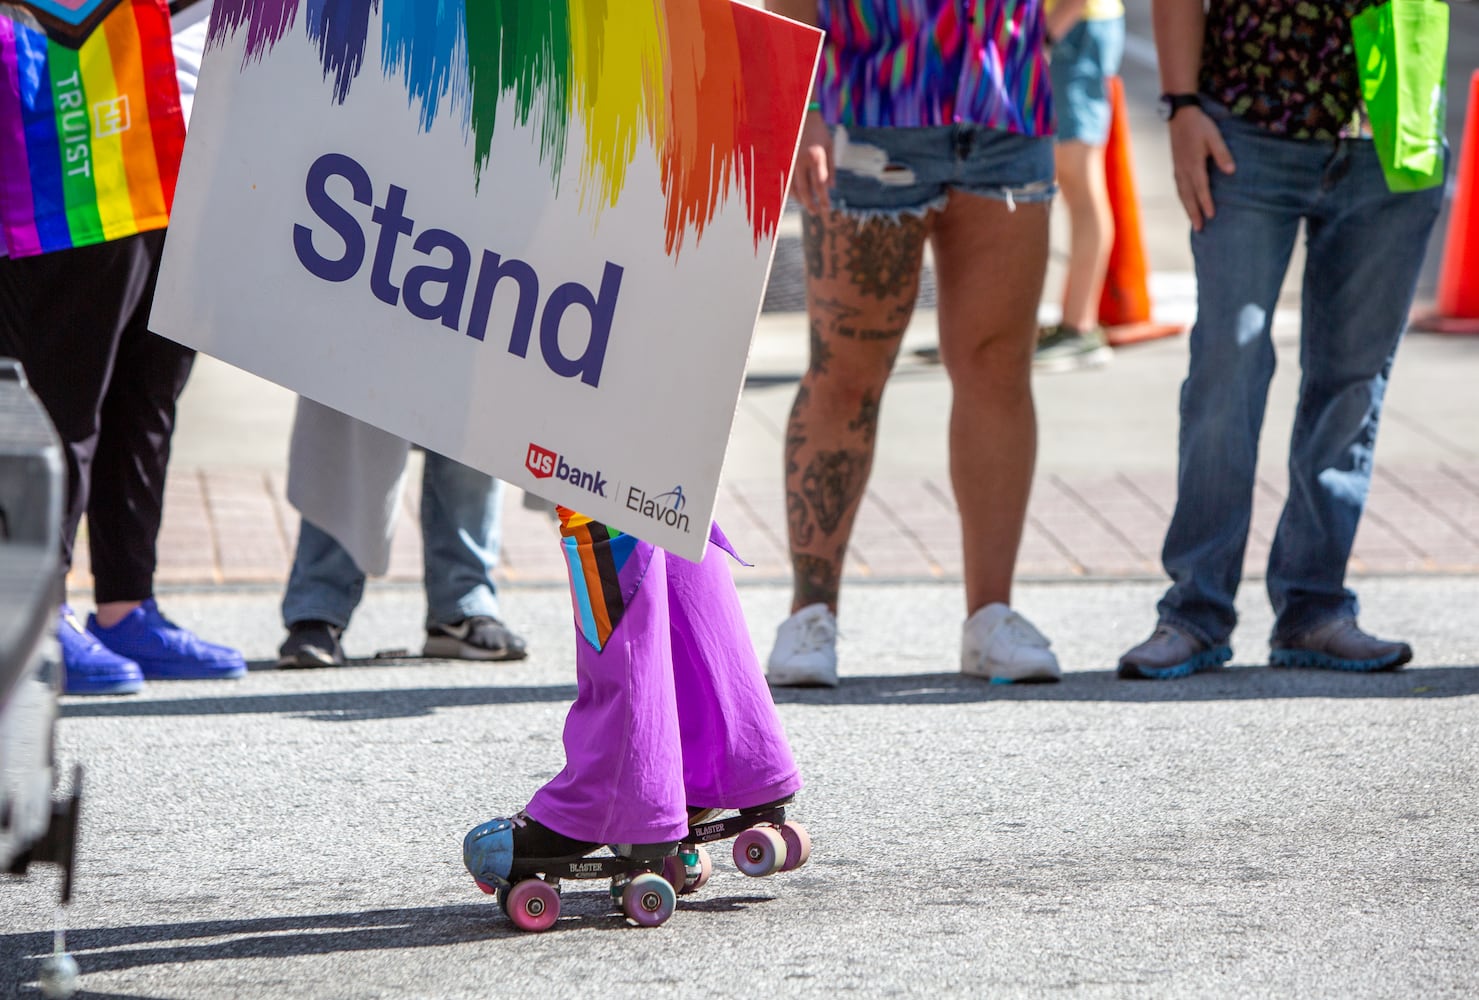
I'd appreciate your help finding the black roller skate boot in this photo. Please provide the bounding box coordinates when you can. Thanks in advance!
[464,811,681,932]
[661,795,811,894]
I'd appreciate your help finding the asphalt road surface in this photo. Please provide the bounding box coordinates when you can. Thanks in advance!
[3,577,1475,998]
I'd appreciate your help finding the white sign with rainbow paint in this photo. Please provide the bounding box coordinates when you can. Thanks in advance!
[151,0,820,560]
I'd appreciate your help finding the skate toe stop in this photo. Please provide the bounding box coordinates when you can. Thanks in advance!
[463,817,516,884]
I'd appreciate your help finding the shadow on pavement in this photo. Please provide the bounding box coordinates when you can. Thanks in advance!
[57,664,1479,721]
[769,664,1479,705]
[1,895,783,987]
[60,684,579,721]
[0,904,502,985]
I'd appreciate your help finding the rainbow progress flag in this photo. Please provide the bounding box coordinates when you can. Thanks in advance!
[558,507,648,653]
[0,0,185,257]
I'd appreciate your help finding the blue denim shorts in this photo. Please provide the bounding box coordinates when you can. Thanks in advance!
[1049,16,1125,145]
[829,124,1055,219]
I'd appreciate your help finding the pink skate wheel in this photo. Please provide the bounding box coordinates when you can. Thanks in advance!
[688,846,713,892]
[662,848,713,894]
[473,879,499,896]
[733,827,787,877]
[779,822,811,871]
[506,879,560,933]
[622,872,676,927]
[661,854,688,892]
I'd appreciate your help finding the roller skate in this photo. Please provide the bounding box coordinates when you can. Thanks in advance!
[661,796,811,895]
[463,812,680,932]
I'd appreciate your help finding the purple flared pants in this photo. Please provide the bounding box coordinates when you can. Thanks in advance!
[525,521,801,845]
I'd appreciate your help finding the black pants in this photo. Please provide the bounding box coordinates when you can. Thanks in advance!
[0,230,195,602]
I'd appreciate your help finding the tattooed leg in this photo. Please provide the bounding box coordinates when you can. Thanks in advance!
[784,207,927,613]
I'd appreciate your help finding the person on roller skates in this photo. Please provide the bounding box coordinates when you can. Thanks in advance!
[463,509,809,931]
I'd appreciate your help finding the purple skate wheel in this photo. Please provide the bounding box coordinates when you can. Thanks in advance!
[779,822,812,871]
[733,827,787,877]
[622,872,676,927]
[506,879,560,933]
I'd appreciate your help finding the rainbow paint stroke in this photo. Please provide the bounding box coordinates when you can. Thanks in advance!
[0,0,186,257]
[206,0,820,254]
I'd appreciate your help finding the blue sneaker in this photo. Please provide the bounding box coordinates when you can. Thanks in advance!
[57,605,144,696]
[88,599,247,680]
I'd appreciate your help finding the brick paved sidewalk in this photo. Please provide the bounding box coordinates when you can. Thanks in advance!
[67,459,1479,594]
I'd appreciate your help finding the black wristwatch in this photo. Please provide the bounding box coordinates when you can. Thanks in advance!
[1158,93,1203,122]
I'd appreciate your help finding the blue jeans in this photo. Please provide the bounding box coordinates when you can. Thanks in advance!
[281,451,505,629]
[1157,110,1444,647]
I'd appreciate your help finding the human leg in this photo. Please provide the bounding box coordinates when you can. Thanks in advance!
[771,206,922,681]
[281,519,367,629]
[931,176,1061,681]
[783,206,925,615]
[1038,16,1123,370]
[1125,116,1305,677]
[668,524,800,809]
[84,327,246,679]
[769,207,924,684]
[769,126,935,684]
[1153,117,1306,648]
[666,530,807,886]
[466,517,803,911]
[1049,140,1114,335]
[420,450,502,622]
[932,189,1049,613]
[463,546,685,925]
[65,233,243,680]
[1264,138,1443,665]
[88,290,195,610]
[277,519,365,666]
[0,235,152,580]
[928,122,1056,609]
[523,516,687,846]
[419,450,525,660]
[0,237,152,694]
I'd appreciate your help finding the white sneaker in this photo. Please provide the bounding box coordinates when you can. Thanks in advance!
[960,603,1061,683]
[766,603,839,688]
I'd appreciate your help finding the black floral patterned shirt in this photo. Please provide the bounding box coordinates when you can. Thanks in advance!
[1200,0,1381,140]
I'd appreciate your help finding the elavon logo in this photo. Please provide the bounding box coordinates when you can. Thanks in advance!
[525,444,608,498]
[624,483,691,533]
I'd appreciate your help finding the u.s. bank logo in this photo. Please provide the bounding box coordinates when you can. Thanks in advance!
[525,444,556,478]
[525,443,607,498]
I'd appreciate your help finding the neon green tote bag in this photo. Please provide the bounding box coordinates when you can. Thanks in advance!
[1351,0,1450,192]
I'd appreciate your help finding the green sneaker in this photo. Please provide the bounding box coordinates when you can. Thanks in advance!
[1033,324,1113,373]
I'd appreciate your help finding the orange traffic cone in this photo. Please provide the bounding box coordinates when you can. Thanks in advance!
[1097,76,1183,347]
[1412,69,1479,335]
